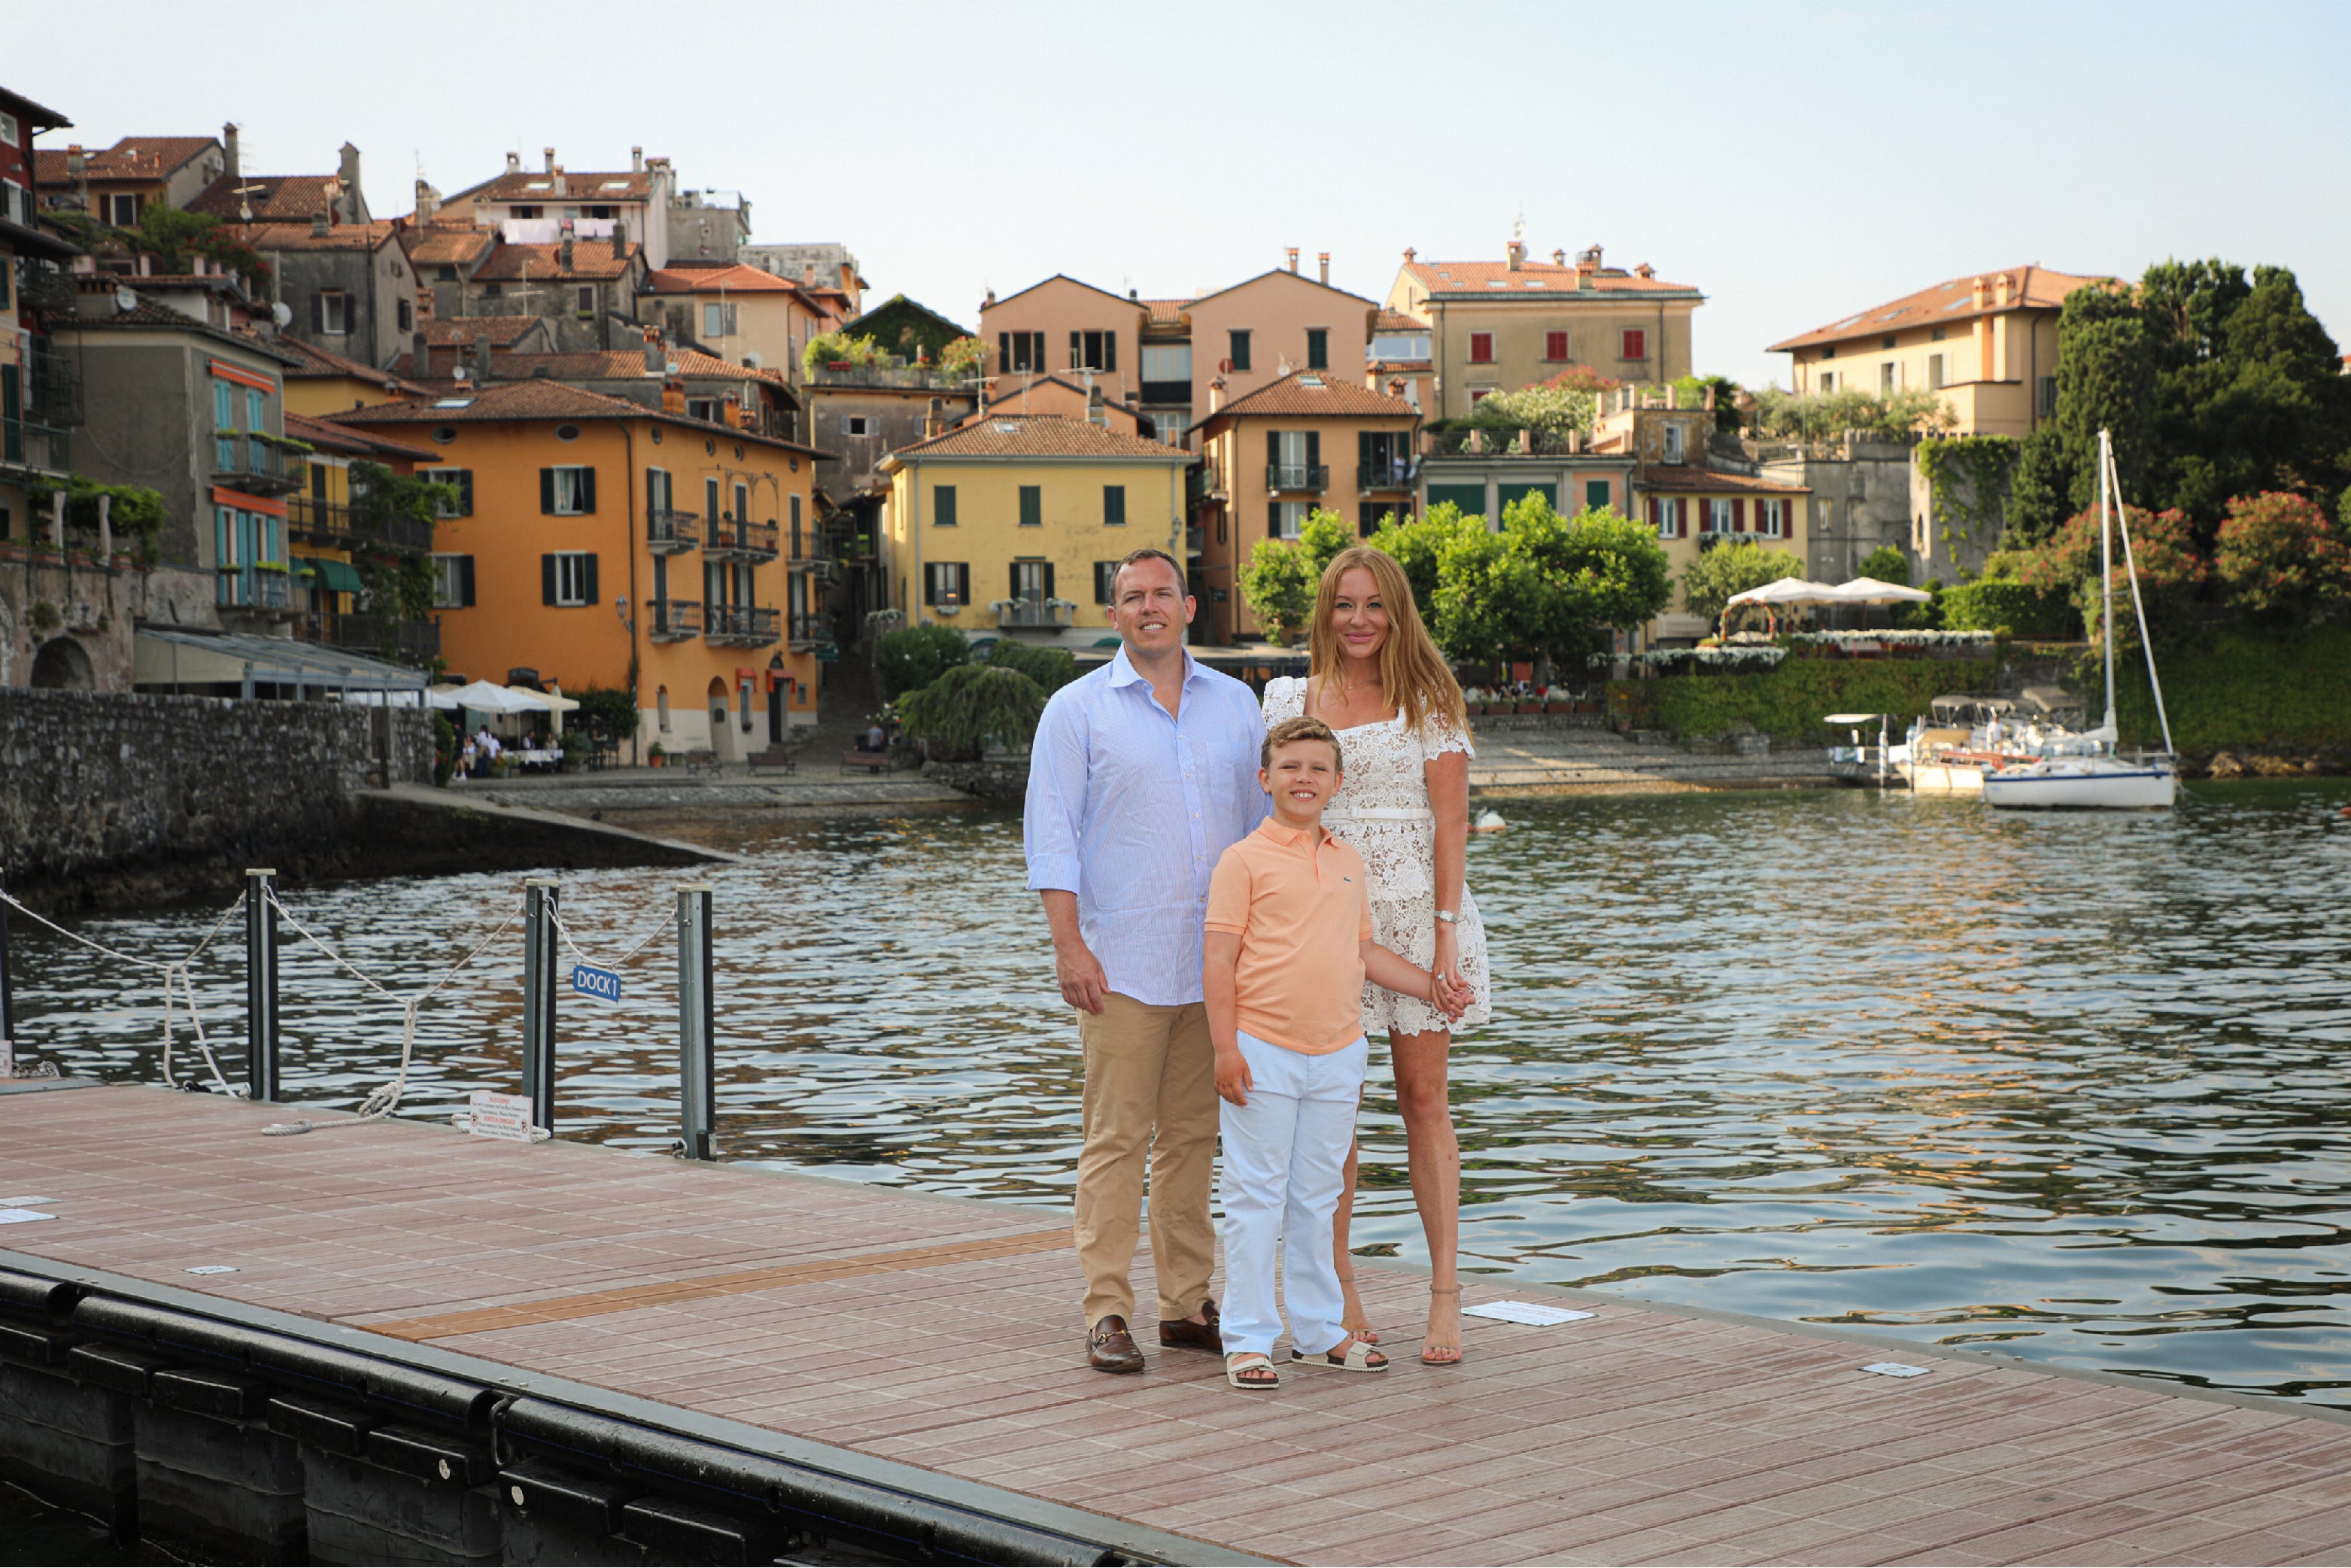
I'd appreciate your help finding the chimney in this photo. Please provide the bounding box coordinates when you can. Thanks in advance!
[415,178,440,223]
[924,397,945,439]
[551,164,566,198]
[411,330,429,378]
[1387,377,1405,397]
[560,230,575,271]
[1970,275,1988,311]
[1087,383,1107,427]
[473,334,493,381]
[1703,386,1718,412]
[643,324,663,373]
[1634,263,1654,279]
[1666,385,1678,410]
[801,263,817,288]
[311,211,330,239]
[1552,248,1566,267]
[1208,376,1227,415]
[982,287,996,308]
[1506,239,1525,272]
[338,143,362,223]
[662,378,685,415]
[631,146,644,173]
[1402,247,1416,263]
[223,123,240,181]
[612,217,627,259]
[1318,251,1330,285]
[505,150,521,175]
[1128,287,1138,299]
[1995,271,2015,308]
[543,147,556,174]
[1286,247,1299,275]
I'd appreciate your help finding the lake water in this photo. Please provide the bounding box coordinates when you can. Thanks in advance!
[12,779,2351,1408]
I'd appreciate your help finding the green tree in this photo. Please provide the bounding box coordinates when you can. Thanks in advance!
[127,204,269,292]
[1367,503,1481,609]
[1465,379,1599,438]
[570,686,640,745]
[1297,509,1352,581]
[1748,385,1953,443]
[2213,491,2351,624]
[1237,533,1317,643]
[1857,545,1910,585]
[1682,539,1809,628]
[2051,279,2158,514]
[1428,521,1540,665]
[2017,503,2207,642]
[985,637,1077,694]
[349,463,452,664]
[874,622,970,697]
[1428,496,1672,666]
[2006,428,2073,545]
[896,663,1047,758]
[800,331,882,378]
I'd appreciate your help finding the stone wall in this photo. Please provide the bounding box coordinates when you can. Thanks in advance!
[0,688,433,910]
[924,757,1029,804]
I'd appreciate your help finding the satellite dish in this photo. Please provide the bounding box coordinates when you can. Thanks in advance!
[272,301,293,327]
[113,287,138,315]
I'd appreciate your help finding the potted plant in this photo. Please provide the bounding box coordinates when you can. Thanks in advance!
[647,740,667,769]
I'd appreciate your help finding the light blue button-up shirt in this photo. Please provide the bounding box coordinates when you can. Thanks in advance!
[1025,646,1268,1006]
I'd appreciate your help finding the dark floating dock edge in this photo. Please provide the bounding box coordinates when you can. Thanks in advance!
[0,1246,1268,1567]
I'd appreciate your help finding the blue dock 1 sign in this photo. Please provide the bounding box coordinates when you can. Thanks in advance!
[571,964,623,1005]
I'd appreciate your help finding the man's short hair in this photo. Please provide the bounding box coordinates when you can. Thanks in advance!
[1263,715,1343,771]
[1111,548,1183,599]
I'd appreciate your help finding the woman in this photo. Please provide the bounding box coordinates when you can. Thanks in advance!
[1260,545,1490,1364]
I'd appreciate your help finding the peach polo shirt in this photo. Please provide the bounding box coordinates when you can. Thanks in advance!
[1204,817,1375,1054]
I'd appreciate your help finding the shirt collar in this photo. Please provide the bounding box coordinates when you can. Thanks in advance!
[1256,816,1335,849]
[1107,643,1201,691]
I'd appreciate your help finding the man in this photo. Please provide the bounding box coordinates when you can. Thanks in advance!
[1025,548,1267,1372]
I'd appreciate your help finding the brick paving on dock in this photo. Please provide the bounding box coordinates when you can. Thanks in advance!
[6,1083,2350,1566]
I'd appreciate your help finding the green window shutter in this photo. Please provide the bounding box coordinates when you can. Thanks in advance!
[1266,430,1280,471]
[540,469,556,514]
[998,332,1010,372]
[1305,431,1320,473]
[1586,479,1610,512]
[459,557,476,607]
[582,554,599,604]
[1019,485,1040,527]
[541,554,557,604]
[1307,329,1327,370]
[1069,331,1081,370]
[935,485,956,526]
[1103,485,1125,525]
[579,467,596,514]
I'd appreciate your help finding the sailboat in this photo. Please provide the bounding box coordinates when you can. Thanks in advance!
[1982,429,2179,810]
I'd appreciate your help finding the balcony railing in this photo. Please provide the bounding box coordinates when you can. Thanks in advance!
[1425,427,1580,458]
[647,599,702,642]
[992,596,1076,630]
[1,417,71,476]
[647,507,700,554]
[788,556,834,583]
[705,517,779,563]
[284,497,433,553]
[217,567,296,611]
[211,434,302,494]
[1266,463,1329,492]
[24,337,82,429]
[706,603,781,646]
[304,610,440,664]
[788,612,829,652]
[805,363,974,391]
[1357,459,1418,491]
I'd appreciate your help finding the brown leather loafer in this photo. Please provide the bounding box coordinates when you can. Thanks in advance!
[1088,1315,1145,1374]
[1158,1300,1222,1351]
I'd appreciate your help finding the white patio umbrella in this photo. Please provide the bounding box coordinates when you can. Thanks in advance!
[1830,576,1933,605]
[445,679,545,715]
[1725,577,1844,608]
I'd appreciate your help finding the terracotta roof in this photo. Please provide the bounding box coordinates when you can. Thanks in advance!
[284,409,434,460]
[883,415,1189,466]
[469,241,640,281]
[275,333,421,392]
[974,374,1147,430]
[233,219,400,254]
[460,169,655,204]
[0,88,72,132]
[399,224,497,267]
[418,315,544,348]
[33,135,218,186]
[1375,309,1426,333]
[324,377,826,458]
[187,173,346,223]
[417,347,792,387]
[644,263,803,295]
[1143,298,1191,324]
[1767,266,2103,353]
[1405,260,1699,296]
[1206,370,1417,423]
[1636,465,1809,495]
[54,302,303,365]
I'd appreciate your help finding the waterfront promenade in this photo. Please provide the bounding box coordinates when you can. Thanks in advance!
[5,1081,2351,1565]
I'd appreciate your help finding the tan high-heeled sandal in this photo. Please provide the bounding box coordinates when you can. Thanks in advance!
[1422,1283,1464,1366]
[1335,1269,1381,1345]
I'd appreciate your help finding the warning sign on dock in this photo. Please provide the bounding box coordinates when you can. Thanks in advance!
[570,964,623,1005]
[466,1090,536,1142]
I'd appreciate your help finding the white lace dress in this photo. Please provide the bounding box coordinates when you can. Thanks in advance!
[1262,676,1491,1038]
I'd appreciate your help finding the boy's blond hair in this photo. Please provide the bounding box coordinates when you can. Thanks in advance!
[1262,715,1343,771]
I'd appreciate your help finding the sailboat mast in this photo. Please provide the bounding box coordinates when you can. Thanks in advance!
[2099,428,2116,736]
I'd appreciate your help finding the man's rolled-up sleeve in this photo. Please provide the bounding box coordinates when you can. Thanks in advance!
[1024,691,1088,892]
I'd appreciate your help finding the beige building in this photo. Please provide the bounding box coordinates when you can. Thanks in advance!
[642,262,834,377]
[1384,239,1701,421]
[979,274,1145,401]
[436,146,678,269]
[1768,266,2100,436]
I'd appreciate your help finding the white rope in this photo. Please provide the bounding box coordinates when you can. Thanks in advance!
[258,890,520,1136]
[548,893,676,974]
[2,886,245,1095]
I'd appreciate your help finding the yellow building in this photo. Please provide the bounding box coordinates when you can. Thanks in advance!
[879,415,1189,639]
[275,334,423,418]
[1768,266,2100,436]
[283,412,440,664]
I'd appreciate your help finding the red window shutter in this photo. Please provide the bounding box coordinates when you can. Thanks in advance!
[1733,498,1746,531]
[1469,332,1493,363]
[1648,496,1661,532]
[1545,331,1567,360]
[1624,328,1645,361]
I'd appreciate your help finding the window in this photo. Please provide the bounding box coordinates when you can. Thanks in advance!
[105,192,143,227]
[512,205,542,219]
[1369,333,1431,362]
[1881,335,1897,350]
[1881,362,1900,392]
[1070,330,1116,372]
[924,561,970,607]
[1103,485,1125,526]
[1651,497,1684,539]
[790,494,803,557]
[421,467,473,518]
[430,554,475,608]
[687,397,719,423]
[1305,329,1328,371]
[1271,500,1308,539]
[1931,327,1947,343]
[657,686,670,731]
[396,299,412,332]
[0,111,17,146]
[1662,424,1685,464]
[1757,498,1786,538]
[734,482,749,523]
[1620,328,1647,362]
[1094,561,1120,604]
[1706,499,1734,534]
[1927,354,1945,391]
[317,291,349,334]
[1019,485,1042,527]
[576,285,596,316]
[998,331,1047,372]
[1228,330,1251,372]
[542,465,596,515]
[1467,332,1495,364]
[213,380,235,429]
[702,302,737,337]
[1818,370,1836,394]
[1823,344,1838,360]
[2037,376,2058,418]
[1151,409,1191,448]
[1141,343,1191,384]
[704,476,720,521]
[543,551,597,606]
[1545,330,1570,362]
[839,414,870,437]
[1010,560,1054,602]
[934,485,957,526]
[1586,479,1611,511]
[1468,388,1493,406]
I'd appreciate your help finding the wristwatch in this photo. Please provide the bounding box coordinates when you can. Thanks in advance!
[1434,910,1458,925]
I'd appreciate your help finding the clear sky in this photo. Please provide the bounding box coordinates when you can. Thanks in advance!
[22,0,2349,389]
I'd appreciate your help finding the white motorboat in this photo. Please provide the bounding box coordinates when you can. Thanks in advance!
[1982,430,2179,812]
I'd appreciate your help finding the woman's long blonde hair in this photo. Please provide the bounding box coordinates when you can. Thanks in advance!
[1307,545,1466,737]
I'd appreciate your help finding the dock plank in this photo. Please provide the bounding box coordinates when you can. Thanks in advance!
[5,1082,2349,1566]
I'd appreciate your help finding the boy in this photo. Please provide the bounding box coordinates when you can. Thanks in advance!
[1202,716,1466,1390]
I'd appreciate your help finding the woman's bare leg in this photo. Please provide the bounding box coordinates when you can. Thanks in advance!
[1330,1135,1378,1342]
[1391,1027,1462,1363]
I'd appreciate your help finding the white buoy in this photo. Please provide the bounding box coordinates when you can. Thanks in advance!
[1472,809,1508,834]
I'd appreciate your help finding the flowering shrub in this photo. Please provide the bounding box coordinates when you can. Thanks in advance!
[1611,646,1788,671]
[2214,491,2351,623]
[2017,503,2206,641]
[1788,629,1995,648]
[937,336,985,379]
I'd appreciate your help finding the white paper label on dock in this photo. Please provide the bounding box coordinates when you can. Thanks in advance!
[466,1090,536,1143]
[1863,1362,1930,1378]
[0,1209,56,1226]
[1463,1300,1596,1326]
[184,1266,238,1275]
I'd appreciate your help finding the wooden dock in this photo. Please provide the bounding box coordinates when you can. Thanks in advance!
[5,1081,2351,1566]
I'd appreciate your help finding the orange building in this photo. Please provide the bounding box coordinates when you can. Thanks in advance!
[330,380,830,758]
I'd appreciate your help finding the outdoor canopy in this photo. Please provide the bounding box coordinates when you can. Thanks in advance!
[1830,576,1933,604]
[1724,577,1844,607]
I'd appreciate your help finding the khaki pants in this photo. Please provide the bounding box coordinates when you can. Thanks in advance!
[1075,992,1218,1328]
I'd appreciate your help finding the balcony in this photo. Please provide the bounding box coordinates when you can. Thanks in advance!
[304,610,440,664]
[788,556,834,583]
[0,416,71,477]
[992,596,1076,630]
[806,363,974,391]
[211,433,303,495]
[1266,463,1329,493]
[24,337,82,429]
[706,603,781,647]
[705,516,779,563]
[217,567,296,612]
[647,507,700,555]
[647,599,702,641]
[1358,459,1419,492]
[789,612,830,652]
[1426,427,1579,458]
[286,497,434,554]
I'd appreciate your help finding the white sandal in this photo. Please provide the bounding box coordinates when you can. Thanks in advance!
[1290,1335,1389,1373]
[1225,1352,1280,1390]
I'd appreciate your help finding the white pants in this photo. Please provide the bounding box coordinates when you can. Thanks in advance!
[1217,1030,1368,1359]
